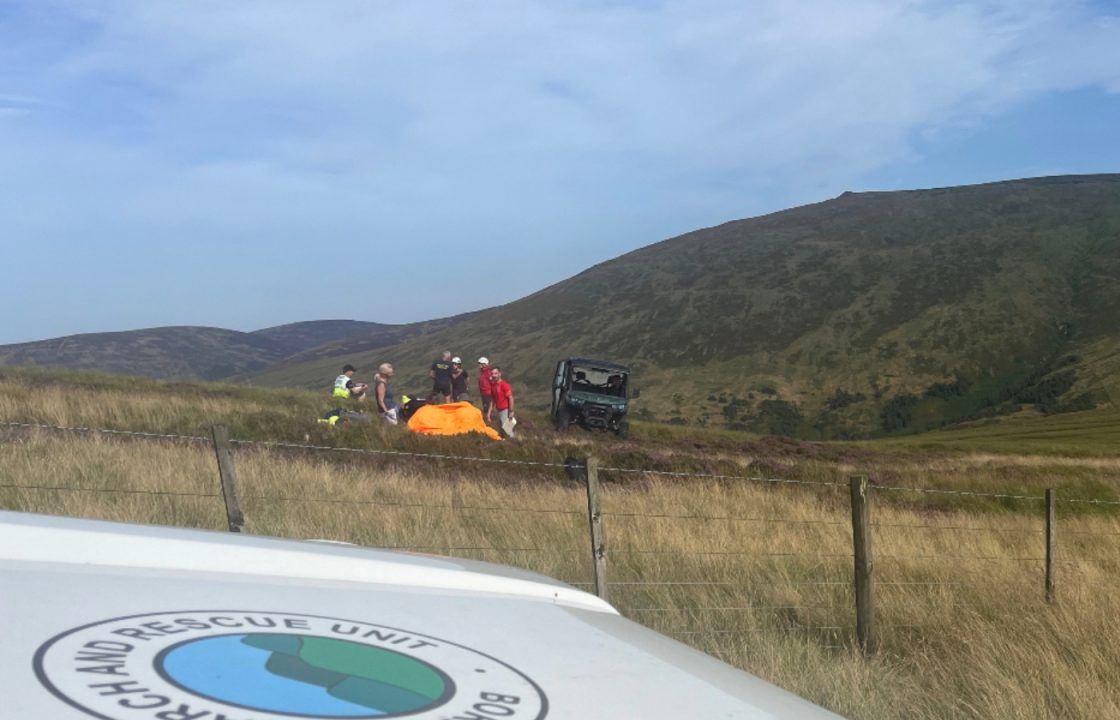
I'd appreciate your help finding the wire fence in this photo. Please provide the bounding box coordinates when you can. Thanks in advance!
[2,419,1118,656]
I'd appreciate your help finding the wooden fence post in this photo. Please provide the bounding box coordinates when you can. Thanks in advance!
[1046,488,1056,604]
[583,456,608,602]
[850,474,877,655]
[211,424,245,533]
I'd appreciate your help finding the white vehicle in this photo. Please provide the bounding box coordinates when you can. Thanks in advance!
[1,511,842,719]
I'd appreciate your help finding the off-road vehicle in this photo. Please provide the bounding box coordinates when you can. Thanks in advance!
[551,357,636,438]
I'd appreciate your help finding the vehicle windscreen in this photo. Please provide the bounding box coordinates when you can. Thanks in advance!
[570,366,626,397]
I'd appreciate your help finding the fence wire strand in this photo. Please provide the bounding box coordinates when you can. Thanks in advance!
[0,481,218,498]
[375,545,548,553]
[6,419,1120,507]
[230,436,572,469]
[615,547,852,559]
[606,510,846,525]
[872,521,1041,535]
[239,493,582,516]
[599,464,843,488]
[8,416,1120,651]
[874,483,1044,502]
[2,420,208,443]
[621,605,840,613]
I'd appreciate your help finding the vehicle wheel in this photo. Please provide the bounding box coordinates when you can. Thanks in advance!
[615,420,629,439]
[555,407,572,431]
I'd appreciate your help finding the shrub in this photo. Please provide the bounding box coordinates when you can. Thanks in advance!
[826,388,866,410]
[1013,370,1077,412]
[924,377,971,400]
[756,399,802,437]
[880,394,920,433]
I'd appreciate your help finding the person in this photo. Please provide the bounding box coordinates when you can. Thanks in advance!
[487,365,515,438]
[398,394,429,422]
[373,363,399,424]
[319,407,371,426]
[332,364,368,402]
[477,356,493,417]
[450,357,470,403]
[429,351,453,403]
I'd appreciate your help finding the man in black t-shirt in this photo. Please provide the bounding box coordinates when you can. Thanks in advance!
[450,357,470,402]
[429,350,453,403]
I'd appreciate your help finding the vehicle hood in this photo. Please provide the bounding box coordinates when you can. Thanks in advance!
[0,511,842,719]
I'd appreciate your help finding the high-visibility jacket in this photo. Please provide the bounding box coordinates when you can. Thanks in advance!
[333,374,353,399]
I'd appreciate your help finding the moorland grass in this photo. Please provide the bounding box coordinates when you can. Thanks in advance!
[3,368,1120,718]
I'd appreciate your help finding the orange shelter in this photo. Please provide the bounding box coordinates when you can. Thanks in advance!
[406,402,502,441]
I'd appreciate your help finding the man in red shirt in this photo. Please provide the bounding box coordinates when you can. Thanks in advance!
[487,365,515,438]
[477,357,493,416]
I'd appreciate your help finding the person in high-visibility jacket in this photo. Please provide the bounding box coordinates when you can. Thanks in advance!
[332,364,368,402]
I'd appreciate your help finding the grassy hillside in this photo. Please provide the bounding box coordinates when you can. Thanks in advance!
[2,365,1117,501]
[5,174,1118,437]
[0,326,286,380]
[269,312,479,366]
[4,369,1120,719]
[0,320,397,380]
[250,320,388,356]
[250,174,1120,438]
[867,337,1120,456]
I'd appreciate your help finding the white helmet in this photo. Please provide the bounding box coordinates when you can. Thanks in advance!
[452,356,462,364]
[478,356,489,365]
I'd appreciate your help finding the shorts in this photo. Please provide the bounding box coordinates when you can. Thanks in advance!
[481,396,493,415]
[432,383,451,397]
[452,391,471,403]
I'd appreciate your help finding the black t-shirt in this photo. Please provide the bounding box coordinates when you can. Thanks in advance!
[431,360,453,387]
[451,368,469,395]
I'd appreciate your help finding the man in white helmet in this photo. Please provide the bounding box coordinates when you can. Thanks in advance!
[477,356,493,418]
[450,356,470,403]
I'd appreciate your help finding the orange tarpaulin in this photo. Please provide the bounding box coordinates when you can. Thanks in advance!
[406,402,502,441]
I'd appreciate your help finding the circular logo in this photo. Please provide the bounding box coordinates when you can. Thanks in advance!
[35,611,548,720]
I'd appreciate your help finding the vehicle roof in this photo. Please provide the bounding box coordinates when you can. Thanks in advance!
[1,511,841,719]
[565,357,631,372]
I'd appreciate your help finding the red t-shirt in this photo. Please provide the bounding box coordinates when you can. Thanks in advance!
[478,367,493,397]
[491,379,513,410]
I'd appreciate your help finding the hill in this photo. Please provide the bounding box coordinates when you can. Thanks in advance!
[249,320,388,357]
[249,174,1120,437]
[0,312,484,381]
[0,321,388,380]
[0,326,284,380]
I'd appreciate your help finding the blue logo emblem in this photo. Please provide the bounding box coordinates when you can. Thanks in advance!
[157,633,452,717]
[35,611,548,720]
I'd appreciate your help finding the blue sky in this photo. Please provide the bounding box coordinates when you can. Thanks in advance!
[2,0,1119,344]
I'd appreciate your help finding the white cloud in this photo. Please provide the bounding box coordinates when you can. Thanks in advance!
[5,0,1119,219]
[0,0,1118,339]
[15,2,1120,167]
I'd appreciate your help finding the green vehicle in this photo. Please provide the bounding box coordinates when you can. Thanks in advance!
[551,358,636,438]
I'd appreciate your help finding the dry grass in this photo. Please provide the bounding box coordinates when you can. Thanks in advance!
[4,368,1120,718]
[4,429,1120,719]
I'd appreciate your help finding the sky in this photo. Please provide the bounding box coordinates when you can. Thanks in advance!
[2,0,1119,344]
